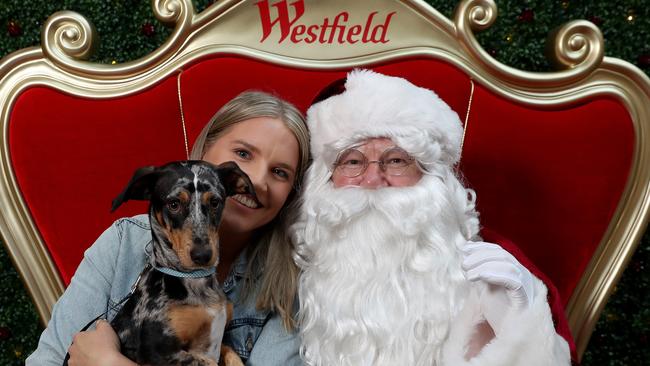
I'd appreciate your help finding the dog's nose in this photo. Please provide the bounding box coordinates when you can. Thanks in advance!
[190,247,213,266]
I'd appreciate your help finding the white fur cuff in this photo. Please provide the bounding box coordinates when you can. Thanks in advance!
[442,277,571,366]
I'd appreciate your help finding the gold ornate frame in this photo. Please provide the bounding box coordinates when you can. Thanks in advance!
[1,0,648,358]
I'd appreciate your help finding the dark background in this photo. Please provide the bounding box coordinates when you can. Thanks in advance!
[0,0,648,365]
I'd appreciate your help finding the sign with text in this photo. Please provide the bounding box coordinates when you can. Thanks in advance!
[256,0,396,44]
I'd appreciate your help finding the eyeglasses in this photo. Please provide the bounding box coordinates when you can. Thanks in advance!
[333,146,417,178]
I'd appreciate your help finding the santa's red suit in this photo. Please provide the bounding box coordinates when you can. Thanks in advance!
[292,70,572,366]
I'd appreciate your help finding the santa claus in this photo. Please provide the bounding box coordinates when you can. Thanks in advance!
[291,70,571,366]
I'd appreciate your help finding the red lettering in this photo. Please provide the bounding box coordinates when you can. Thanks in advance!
[256,1,395,45]
[318,18,330,43]
[346,25,362,44]
[256,0,305,43]
[371,12,396,43]
[331,12,349,44]
[304,24,319,43]
[291,24,306,42]
[362,11,378,43]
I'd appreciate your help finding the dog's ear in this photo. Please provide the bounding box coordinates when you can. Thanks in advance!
[111,166,159,212]
[215,161,256,198]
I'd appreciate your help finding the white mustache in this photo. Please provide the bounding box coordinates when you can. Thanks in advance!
[293,167,480,366]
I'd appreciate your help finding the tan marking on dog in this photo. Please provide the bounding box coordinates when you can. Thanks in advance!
[169,225,194,268]
[155,210,165,227]
[207,225,220,265]
[155,207,195,267]
[225,302,234,323]
[220,345,244,366]
[196,192,220,267]
[201,192,213,207]
[178,190,190,203]
[187,351,219,366]
[168,305,212,351]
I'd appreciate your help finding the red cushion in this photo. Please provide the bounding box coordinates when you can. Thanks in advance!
[458,87,633,305]
[10,78,183,282]
[8,57,633,342]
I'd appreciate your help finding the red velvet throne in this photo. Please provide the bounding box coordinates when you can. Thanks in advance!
[1,0,649,362]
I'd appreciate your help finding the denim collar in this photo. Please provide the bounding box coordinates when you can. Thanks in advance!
[222,250,250,293]
[230,249,248,279]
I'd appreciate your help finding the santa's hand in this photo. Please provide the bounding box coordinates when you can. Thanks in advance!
[462,241,535,332]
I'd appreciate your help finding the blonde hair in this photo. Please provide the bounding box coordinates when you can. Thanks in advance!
[191,91,309,330]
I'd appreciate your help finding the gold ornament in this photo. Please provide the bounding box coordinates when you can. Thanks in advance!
[561,1,569,10]
[111,60,117,65]
[505,34,513,43]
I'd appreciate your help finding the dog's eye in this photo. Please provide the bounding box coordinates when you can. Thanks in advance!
[209,198,220,209]
[167,200,181,212]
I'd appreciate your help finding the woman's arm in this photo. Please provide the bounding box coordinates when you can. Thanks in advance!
[26,217,148,366]
[247,314,303,366]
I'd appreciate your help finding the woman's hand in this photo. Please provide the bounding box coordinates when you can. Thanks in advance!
[461,241,535,333]
[67,319,136,366]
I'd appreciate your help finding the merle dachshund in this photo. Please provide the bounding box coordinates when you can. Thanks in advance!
[109,160,258,366]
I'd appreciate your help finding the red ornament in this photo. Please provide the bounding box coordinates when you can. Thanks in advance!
[518,9,535,23]
[587,15,604,26]
[0,326,12,340]
[141,22,155,37]
[488,48,498,58]
[639,54,650,68]
[7,20,22,37]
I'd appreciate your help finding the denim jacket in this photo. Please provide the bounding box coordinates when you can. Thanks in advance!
[26,215,302,366]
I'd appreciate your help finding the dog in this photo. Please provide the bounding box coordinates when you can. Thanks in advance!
[109,160,258,366]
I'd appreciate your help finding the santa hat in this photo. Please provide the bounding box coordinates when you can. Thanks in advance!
[307,69,464,171]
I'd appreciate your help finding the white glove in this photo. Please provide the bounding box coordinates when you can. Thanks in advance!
[461,241,535,333]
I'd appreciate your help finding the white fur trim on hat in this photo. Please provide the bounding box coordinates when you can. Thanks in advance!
[307,69,464,169]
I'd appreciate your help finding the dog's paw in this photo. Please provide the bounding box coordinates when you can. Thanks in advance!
[219,345,244,366]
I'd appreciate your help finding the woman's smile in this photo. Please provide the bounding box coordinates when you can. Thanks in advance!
[230,193,262,209]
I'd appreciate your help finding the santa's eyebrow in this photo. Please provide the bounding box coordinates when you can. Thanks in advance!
[344,143,402,154]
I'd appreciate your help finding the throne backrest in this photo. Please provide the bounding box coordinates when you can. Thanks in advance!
[1,0,649,360]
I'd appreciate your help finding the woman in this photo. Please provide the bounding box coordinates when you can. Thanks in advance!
[26,91,310,366]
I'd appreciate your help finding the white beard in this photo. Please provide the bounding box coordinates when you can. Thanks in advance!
[293,169,480,366]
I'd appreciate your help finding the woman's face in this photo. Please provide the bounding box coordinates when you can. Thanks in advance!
[202,117,300,235]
